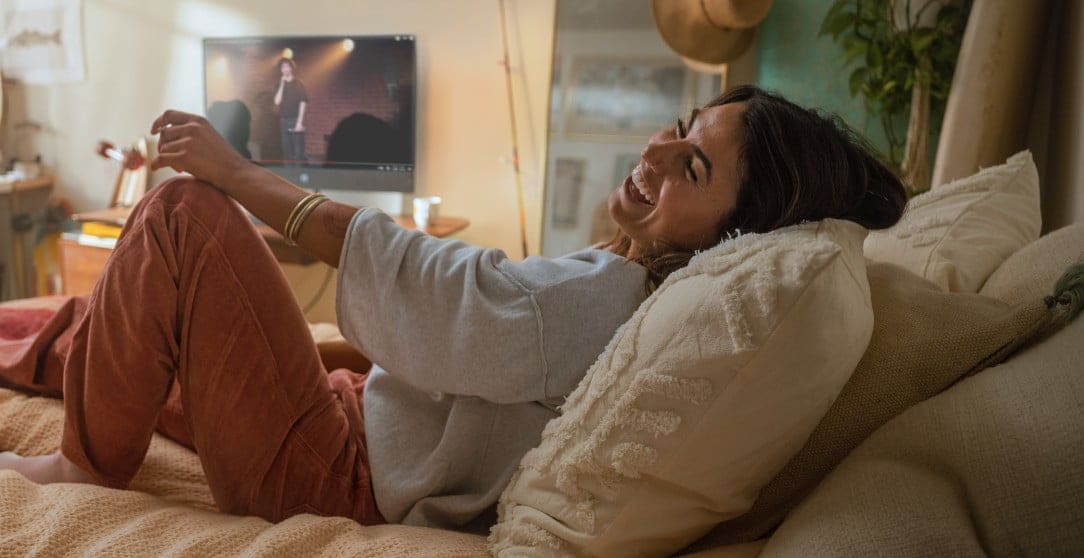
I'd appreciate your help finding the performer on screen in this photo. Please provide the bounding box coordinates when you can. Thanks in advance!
[274,57,308,165]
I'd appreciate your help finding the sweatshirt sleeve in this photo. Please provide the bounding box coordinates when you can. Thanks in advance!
[335,209,546,403]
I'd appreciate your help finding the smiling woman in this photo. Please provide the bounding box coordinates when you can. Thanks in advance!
[0,85,903,535]
[608,102,743,261]
[604,85,908,287]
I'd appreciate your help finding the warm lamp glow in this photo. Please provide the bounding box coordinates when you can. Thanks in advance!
[282,47,294,59]
[342,38,355,52]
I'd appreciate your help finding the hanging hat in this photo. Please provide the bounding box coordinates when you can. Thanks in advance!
[651,0,774,65]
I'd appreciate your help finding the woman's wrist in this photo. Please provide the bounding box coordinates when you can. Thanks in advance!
[217,159,261,197]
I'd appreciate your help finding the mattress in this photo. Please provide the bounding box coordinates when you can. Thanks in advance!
[0,387,489,557]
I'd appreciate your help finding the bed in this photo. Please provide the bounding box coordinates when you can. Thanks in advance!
[1,2,1082,556]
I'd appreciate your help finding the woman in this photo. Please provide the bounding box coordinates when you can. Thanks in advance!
[0,86,905,530]
[273,57,308,164]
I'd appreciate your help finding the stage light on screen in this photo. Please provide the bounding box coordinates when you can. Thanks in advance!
[342,38,355,52]
[282,47,293,59]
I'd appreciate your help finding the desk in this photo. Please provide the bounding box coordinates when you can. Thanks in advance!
[58,210,471,294]
[0,177,54,301]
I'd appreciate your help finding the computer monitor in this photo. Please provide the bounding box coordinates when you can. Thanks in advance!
[202,35,416,193]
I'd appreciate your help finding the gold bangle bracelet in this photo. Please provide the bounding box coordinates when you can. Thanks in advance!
[284,193,322,242]
[289,196,327,243]
[285,194,318,243]
[285,194,329,246]
[285,194,325,245]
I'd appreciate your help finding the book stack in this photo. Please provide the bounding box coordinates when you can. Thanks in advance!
[60,207,130,249]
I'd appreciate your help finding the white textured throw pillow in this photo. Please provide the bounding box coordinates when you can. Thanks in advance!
[864,151,1040,293]
[490,219,874,557]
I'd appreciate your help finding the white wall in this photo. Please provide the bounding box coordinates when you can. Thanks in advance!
[2,0,554,259]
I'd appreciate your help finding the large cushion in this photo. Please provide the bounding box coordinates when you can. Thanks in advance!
[865,151,1041,293]
[685,261,1051,549]
[490,219,874,557]
[981,223,1084,304]
[759,312,1084,557]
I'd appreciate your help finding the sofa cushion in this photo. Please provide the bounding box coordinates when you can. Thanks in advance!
[683,261,1051,550]
[981,223,1084,304]
[490,219,874,557]
[759,312,1084,557]
[865,151,1041,293]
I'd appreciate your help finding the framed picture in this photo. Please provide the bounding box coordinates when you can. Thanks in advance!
[0,0,86,84]
[562,57,695,142]
[551,158,585,228]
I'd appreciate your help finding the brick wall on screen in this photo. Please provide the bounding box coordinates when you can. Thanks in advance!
[302,69,398,160]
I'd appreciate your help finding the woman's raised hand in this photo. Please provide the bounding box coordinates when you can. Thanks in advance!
[150,110,250,191]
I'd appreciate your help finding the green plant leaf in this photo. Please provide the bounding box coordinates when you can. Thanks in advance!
[911,28,937,53]
[820,11,856,38]
[844,43,867,63]
[849,67,869,97]
[869,42,883,67]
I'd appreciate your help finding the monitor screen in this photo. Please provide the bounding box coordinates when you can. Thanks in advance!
[202,35,416,192]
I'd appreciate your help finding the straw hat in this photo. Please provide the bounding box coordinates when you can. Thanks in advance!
[651,0,774,64]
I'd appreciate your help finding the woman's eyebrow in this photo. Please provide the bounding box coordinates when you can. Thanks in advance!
[692,144,712,182]
[685,108,712,181]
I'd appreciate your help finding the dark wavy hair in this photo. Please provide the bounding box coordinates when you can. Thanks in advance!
[606,85,907,288]
[278,57,297,72]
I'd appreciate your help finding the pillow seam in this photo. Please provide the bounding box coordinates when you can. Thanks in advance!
[919,158,1029,281]
[919,189,996,280]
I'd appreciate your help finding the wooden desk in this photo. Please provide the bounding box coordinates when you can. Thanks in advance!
[58,212,471,293]
[1,176,54,300]
[57,237,114,296]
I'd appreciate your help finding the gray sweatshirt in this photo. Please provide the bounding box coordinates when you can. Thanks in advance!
[336,209,647,530]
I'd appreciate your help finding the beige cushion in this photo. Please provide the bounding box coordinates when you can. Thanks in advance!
[490,219,874,557]
[760,313,1084,557]
[865,151,1041,293]
[981,223,1084,304]
[684,262,1050,549]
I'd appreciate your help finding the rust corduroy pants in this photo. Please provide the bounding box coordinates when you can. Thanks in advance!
[0,178,384,525]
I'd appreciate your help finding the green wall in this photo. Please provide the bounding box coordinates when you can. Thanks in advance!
[754,0,894,157]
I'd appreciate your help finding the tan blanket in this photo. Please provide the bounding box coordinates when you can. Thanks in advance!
[0,388,489,557]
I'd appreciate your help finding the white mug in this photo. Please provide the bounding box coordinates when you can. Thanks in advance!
[413,196,441,227]
[13,160,40,180]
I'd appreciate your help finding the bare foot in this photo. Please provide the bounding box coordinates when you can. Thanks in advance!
[0,451,97,485]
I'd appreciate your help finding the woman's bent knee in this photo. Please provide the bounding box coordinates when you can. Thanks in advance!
[137,177,245,228]
[147,176,228,206]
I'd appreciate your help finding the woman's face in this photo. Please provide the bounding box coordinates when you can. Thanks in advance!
[609,102,745,258]
[280,62,294,79]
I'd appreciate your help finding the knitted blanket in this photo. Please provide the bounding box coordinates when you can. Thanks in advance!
[0,388,488,557]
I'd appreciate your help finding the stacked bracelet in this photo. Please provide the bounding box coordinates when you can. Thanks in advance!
[284,193,329,246]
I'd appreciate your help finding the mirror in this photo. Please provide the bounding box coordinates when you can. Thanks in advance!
[539,0,723,257]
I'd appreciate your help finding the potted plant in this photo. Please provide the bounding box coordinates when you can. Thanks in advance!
[820,0,971,194]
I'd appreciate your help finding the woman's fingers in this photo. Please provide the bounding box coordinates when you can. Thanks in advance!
[150,151,186,172]
[156,122,202,143]
[156,136,193,155]
[152,137,194,171]
[149,108,250,189]
[150,110,202,134]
